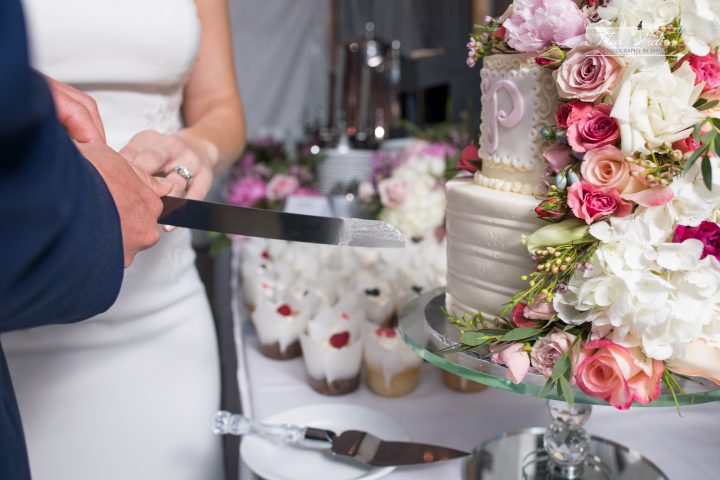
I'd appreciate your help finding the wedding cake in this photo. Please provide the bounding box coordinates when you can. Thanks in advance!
[444,0,720,409]
[446,53,556,319]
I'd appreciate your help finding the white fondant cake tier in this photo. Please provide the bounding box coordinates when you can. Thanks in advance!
[445,178,543,319]
[477,53,557,194]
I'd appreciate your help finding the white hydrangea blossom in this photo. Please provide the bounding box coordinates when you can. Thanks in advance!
[555,160,720,361]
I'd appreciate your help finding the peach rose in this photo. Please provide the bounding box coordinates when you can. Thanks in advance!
[574,340,664,410]
[580,145,631,192]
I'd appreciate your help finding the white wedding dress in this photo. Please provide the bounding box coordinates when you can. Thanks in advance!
[2,1,223,479]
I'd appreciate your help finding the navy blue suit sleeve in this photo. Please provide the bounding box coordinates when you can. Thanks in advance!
[0,0,124,331]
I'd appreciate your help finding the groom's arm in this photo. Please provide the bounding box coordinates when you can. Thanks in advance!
[0,0,124,330]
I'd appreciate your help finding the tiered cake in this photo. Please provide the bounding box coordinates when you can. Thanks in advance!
[446,53,557,319]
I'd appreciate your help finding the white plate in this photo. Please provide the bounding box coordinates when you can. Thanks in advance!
[241,403,409,480]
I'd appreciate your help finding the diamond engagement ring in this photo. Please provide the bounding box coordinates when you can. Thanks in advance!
[174,165,193,183]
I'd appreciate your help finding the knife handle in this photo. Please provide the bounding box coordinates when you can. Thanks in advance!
[213,411,333,449]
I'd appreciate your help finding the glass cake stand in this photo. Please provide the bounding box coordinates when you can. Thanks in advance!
[398,288,720,480]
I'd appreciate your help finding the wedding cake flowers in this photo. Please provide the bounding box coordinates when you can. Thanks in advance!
[456,0,720,409]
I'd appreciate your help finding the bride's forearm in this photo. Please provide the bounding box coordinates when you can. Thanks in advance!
[180,99,246,174]
[180,0,246,175]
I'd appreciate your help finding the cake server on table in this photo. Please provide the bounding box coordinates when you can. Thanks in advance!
[447,0,720,409]
[212,410,468,467]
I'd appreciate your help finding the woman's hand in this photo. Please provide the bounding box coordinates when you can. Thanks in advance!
[119,129,219,201]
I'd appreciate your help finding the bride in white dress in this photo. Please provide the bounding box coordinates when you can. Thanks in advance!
[2,1,245,479]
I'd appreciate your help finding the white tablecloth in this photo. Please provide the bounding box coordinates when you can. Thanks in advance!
[235,318,720,480]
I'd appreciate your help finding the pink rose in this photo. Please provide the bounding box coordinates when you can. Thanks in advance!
[266,174,300,201]
[673,221,720,262]
[530,331,575,378]
[567,181,632,224]
[491,343,531,384]
[679,53,720,94]
[457,142,481,173]
[227,176,266,207]
[574,340,664,410]
[673,134,701,154]
[511,303,541,328]
[544,144,575,173]
[554,45,623,102]
[377,177,411,208]
[556,101,593,129]
[503,0,588,53]
[580,145,631,191]
[567,104,620,152]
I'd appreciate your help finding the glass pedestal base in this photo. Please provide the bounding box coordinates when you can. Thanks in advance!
[465,427,667,480]
[397,289,720,479]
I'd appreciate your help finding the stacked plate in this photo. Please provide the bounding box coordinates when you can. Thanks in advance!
[317,148,374,195]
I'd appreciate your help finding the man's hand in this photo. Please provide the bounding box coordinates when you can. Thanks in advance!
[77,143,173,266]
[45,76,106,143]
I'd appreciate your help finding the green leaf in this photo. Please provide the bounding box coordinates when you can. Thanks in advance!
[684,144,709,174]
[692,123,702,144]
[550,353,571,382]
[559,376,575,407]
[538,379,555,399]
[698,99,719,111]
[701,130,717,145]
[701,155,713,191]
[460,332,493,347]
[711,138,720,158]
[500,327,542,342]
[562,324,576,332]
[475,328,511,337]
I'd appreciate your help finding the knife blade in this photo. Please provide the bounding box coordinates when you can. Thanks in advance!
[159,196,405,248]
[213,411,468,467]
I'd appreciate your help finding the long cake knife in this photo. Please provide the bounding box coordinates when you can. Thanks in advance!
[158,196,405,248]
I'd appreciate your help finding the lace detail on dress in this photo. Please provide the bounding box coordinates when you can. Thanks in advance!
[142,87,184,135]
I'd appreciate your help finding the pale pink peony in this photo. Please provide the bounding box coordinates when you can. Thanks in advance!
[377,177,412,208]
[554,45,623,102]
[574,340,663,410]
[567,181,632,224]
[530,331,575,378]
[266,174,300,201]
[567,104,620,152]
[580,145,631,192]
[503,0,588,53]
[491,343,531,384]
